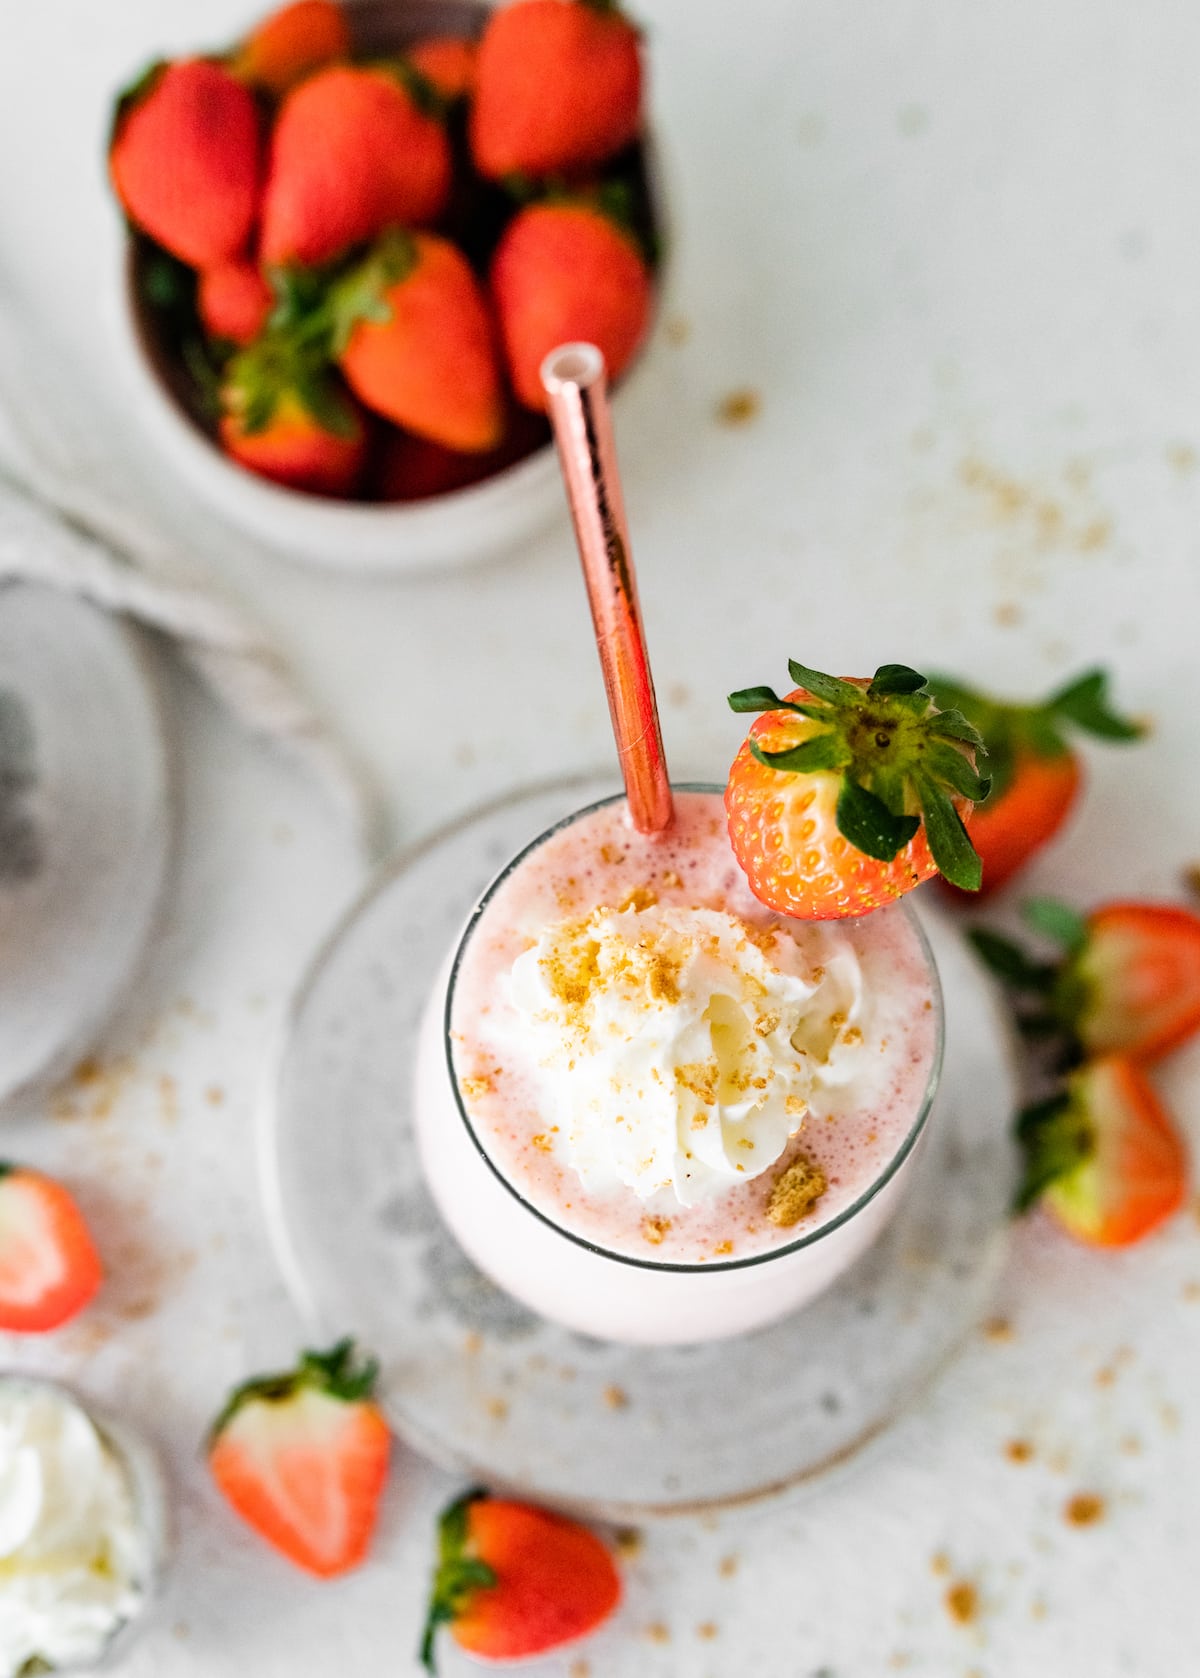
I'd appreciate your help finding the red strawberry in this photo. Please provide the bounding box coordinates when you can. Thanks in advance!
[259,65,451,266]
[971,898,1200,1065]
[110,59,262,268]
[335,231,504,452]
[373,404,547,500]
[928,670,1143,896]
[1016,1056,1186,1246]
[0,1163,102,1333]
[208,1339,390,1577]
[219,341,368,494]
[233,0,352,97]
[725,660,987,920]
[198,260,274,345]
[407,35,478,101]
[490,201,651,412]
[470,0,642,180]
[420,1489,620,1671]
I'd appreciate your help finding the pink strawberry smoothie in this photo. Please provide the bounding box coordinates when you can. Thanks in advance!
[437,789,938,1269]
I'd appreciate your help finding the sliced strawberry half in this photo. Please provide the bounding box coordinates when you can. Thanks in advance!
[1016,1056,1187,1246]
[0,1163,103,1333]
[421,1489,621,1671]
[208,1339,390,1577]
[970,897,1200,1066]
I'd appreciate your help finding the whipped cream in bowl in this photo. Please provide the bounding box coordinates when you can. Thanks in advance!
[0,1378,167,1676]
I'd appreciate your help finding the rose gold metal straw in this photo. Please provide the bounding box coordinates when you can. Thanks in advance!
[541,343,674,835]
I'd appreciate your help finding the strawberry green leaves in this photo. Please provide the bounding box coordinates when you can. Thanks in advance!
[927,667,1143,803]
[210,1337,379,1440]
[728,660,989,892]
[421,1489,498,1674]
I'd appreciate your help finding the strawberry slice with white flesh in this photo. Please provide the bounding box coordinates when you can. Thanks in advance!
[970,897,1200,1066]
[208,1339,390,1577]
[0,1163,102,1332]
[1016,1056,1187,1246]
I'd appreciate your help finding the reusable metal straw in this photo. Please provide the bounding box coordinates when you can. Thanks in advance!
[541,343,674,836]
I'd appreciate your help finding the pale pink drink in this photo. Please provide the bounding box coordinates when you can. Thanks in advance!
[414,785,942,1344]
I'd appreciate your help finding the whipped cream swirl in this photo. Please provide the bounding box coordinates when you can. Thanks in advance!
[0,1383,152,1675]
[508,901,867,1206]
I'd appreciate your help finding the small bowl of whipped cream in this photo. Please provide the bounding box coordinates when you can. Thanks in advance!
[0,1376,168,1676]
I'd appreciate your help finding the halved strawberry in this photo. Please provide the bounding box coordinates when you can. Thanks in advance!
[971,898,1200,1065]
[421,1489,620,1672]
[929,669,1143,896]
[0,1163,103,1333]
[725,660,988,920]
[208,1339,390,1577]
[1016,1056,1186,1246]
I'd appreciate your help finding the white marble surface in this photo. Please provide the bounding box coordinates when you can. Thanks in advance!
[3,0,1200,1671]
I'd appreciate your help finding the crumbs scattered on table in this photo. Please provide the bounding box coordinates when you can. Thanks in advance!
[644,1622,671,1644]
[982,1316,1014,1343]
[993,601,1023,628]
[463,1331,483,1355]
[205,1086,225,1106]
[957,457,1113,552]
[613,1528,642,1559]
[603,1384,629,1410]
[485,1397,509,1421]
[718,1552,739,1578]
[1183,1280,1200,1302]
[1159,1401,1181,1433]
[1004,1439,1034,1464]
[930,1551,951,1577]
[1064,1493,1105,1527]
[667,681,691,708]
[715,389,761,428]
[696,1621,719,1640]
[1166,443,1197,474]
[944,1580,980,1625]
[664,315,691,347]
[568,1661,591,1678]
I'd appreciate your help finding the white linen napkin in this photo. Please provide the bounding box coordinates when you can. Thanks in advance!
[0,298,383,861]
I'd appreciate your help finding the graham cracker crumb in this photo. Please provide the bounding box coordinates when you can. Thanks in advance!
[486,1397,509,1422]
[713,1240,733,1256]
[716,388,761,427]
[767,1155,828,1227]
[642,1216,671,1246]
[785,1094,807,1118]
[644,1622,670,1644]
[463,1332,482,1355]
[461,1073,495,1101]
[569,1663,591,1678]
[945,1581,979,1625]
[982,1316,1014,1342]
[604,1385,630,1410]
[718,1553,739,1578]
[531,1134,553,1153]
[697,1622,718,1640]
[665,315,691,347]
[1064,1492,1105,1527]
[930,1552,951,1577]
[1005,1439,1034,1464]
[754,1009,782,1037]
[676,1061,718,1104]
[618,883,659,913]
[663,869,683,888]
[613,1528,642,1559]
[1182,862,1200,901]
[205,1085,225,1106]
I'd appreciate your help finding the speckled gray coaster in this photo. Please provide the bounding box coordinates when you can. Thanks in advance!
[265,776,1016,1519]
[0,585,170,1105]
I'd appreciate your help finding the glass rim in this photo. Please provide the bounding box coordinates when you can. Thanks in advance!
[443,782,946,1275]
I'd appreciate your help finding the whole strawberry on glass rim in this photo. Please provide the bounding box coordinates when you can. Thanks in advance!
[726,659,989,920]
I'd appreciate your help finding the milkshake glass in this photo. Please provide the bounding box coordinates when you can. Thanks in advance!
[413,785,943,1344]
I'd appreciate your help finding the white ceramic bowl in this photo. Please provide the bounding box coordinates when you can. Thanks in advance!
[110,0,668,576]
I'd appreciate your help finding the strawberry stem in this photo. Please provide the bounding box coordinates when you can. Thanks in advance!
[1014,1089,1093,1212]
[420,1489,498,1675]
[209,1338,380,1441]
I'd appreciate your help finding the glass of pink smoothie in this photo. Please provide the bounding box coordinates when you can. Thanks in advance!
[413,784,943,1345]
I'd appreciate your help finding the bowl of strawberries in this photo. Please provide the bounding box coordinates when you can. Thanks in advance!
[109,0,664,572]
